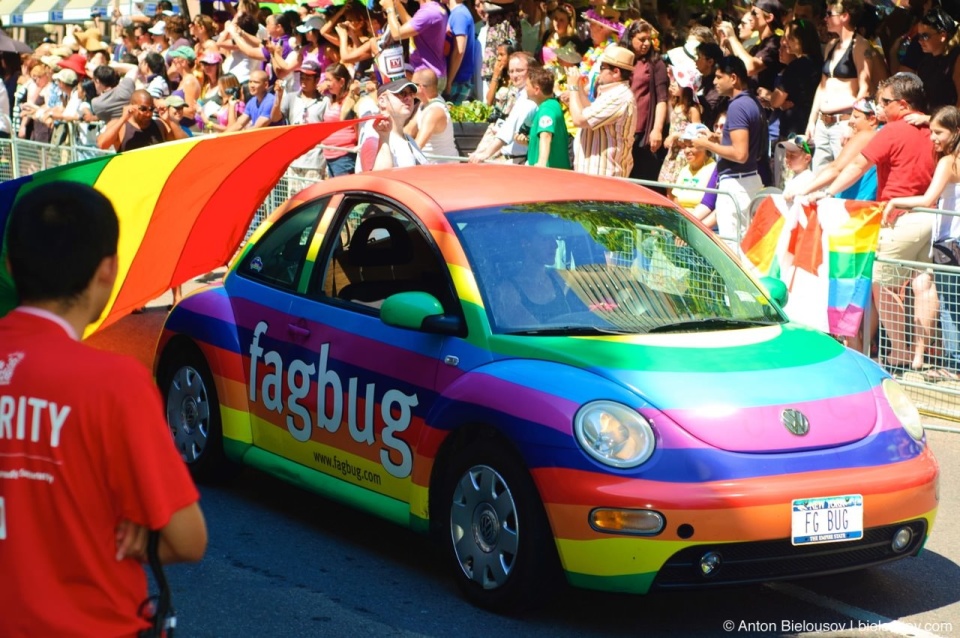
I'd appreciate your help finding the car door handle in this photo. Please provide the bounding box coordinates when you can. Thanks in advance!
[287,323,311,338]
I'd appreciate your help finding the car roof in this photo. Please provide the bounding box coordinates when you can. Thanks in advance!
[306,164,677,212]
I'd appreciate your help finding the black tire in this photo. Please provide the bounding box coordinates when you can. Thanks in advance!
[438,437,562,613]
[158,343,240,483]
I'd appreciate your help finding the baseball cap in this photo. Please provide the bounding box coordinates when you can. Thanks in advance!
[296,15,324,32]
[779,134,815,154]
[199,51,223,65]
[852,97,878,115]
[680,122,710,140]
[53,68,79,86]
[377,78,417,96]
[754,0,785,21]
[163,95,187,107]
[169,45,196,61]
[148,21,166,35]
[299,59,322,76]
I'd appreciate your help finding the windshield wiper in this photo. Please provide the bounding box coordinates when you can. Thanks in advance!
[646,318,778,334]
[506,326,634,336]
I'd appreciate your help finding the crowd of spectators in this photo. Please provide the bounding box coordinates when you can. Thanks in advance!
[2,0,960,374]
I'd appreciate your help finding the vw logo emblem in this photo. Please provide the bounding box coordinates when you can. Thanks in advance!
[781,409,810,436]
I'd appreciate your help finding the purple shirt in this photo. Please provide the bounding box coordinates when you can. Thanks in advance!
[409,0,448,78]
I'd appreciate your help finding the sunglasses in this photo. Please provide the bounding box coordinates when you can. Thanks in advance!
[917,31,934,41]
[789,135,812,154]
[135,105,154,113]
[921,10,956,34]
[879,95,899,106]
[600,63,616,71]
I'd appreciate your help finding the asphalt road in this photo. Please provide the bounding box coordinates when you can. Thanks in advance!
[87,305,960,638]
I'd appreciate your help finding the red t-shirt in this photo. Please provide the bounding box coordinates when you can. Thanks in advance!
[861,118,936,201]
[0,308,200,638]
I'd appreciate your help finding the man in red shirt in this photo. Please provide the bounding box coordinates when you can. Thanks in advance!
[805,71,936,371]
[0,182,207,637]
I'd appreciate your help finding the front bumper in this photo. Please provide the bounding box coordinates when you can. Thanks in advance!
[652,519,928,589]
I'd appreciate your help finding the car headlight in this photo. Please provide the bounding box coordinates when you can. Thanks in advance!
[574,401,656,468]
[882,378,924,441]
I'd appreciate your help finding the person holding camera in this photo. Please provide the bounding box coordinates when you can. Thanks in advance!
[469,51,540,164]
[406,68,459,162]
[202,74,245,133]
[270,60,328,188]
[96,89,187,151]
[562,45,637,177]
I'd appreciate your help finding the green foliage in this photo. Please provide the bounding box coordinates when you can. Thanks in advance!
[448,100,493,123]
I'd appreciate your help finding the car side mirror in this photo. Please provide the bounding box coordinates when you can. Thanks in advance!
[760,276,788,309]
[381,291,463,335]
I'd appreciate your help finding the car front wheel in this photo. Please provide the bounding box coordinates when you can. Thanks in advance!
[442,439,561,612]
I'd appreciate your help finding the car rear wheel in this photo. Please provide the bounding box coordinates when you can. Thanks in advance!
[159,344,239,483]
[441,439,561,612]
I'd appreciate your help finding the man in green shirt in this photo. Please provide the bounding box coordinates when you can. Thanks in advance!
[525,67,572,169]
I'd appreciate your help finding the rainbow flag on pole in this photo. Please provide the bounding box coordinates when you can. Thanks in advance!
[741,195,882,337]
[0,120,362,336]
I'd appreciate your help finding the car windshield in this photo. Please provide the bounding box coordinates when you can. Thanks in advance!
[450,201,785,335]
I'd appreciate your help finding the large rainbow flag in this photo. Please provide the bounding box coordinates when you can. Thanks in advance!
[0,120,364,337]
[741,195,882,337]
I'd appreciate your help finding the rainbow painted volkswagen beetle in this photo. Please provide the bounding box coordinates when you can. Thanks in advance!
[155,164,938,611]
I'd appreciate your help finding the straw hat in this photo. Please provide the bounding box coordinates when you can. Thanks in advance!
[598,44,635,70]
[84,39,110,53]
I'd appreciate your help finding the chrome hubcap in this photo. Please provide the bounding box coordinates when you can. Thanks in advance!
[166,365,210,463]
[450,465,519,590]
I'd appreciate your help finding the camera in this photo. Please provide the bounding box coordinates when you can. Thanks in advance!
[486,107,504,124]
[225,87,240,99]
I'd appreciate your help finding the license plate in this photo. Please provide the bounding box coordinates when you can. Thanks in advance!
[791,495,863,546]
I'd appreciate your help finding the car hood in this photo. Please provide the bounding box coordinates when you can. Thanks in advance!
[493,324,882,453]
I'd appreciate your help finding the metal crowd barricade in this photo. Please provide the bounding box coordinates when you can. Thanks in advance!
[871,207,960,431]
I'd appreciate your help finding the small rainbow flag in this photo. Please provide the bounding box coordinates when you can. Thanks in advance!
[0,120,361,337]
[741,196,882,337]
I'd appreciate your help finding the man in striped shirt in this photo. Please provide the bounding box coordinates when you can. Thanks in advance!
[562,45,638,177]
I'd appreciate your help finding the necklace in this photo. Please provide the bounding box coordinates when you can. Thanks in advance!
[298,95,321,123]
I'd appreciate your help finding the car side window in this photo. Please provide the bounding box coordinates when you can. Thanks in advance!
[238,199,327,291]
[317,199,451,310]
